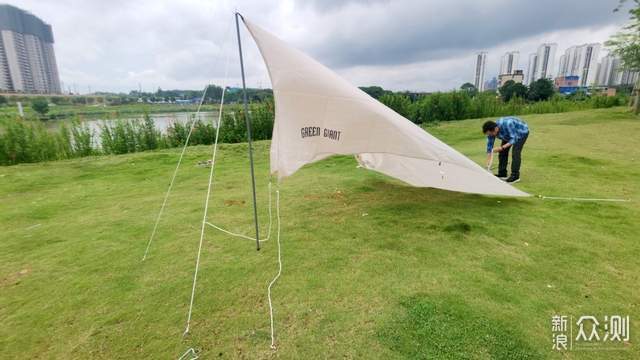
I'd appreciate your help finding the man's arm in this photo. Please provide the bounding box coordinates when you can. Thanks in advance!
[486,136,495,167]
[486,136,495,154]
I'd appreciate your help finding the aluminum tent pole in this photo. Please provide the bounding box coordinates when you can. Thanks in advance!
[235,12,261,251]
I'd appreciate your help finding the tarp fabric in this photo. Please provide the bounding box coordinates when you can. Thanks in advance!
[243,18,529,197]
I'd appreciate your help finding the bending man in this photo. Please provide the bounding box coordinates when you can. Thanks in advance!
[482,116,530,183]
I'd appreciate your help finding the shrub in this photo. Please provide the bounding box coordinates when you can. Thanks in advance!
[0,117,69,164]
[499,80,528,102]
[380,93,412,118]
[528,78,555,102]
[31,97,49,117]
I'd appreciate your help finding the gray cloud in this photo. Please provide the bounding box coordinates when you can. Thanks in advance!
[293,0,626,67]
[298,0,392,13]
[7,0,630,93]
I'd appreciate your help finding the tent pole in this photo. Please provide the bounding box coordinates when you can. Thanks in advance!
[235,12,261,251]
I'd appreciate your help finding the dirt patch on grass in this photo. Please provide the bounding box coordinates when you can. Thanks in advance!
[1,267,31,287]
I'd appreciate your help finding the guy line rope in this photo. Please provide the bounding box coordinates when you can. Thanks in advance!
[486,151,629,203]
[140,20,284,355]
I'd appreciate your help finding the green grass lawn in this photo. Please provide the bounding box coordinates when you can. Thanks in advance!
[0,107,638,359]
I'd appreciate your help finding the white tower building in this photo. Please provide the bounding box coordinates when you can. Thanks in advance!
[561,44,601,86]
[0,5,61,93]
[474,52,487,91]
[534,43,557,81]
[525,53,537,85]
[499,51,519,75]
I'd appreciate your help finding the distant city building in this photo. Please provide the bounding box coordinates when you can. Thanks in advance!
[525,53,537,85]
[557,54,567,78]
[576,43,600,86]
[498,70,524,87]
[474,52,487,91]
[558,46,575,77]
[0,5,60,93]
[555,75,580,94]
[594,62,602,85]
[559,43,601,86]
[596,54,622,86]
[620,68,639,86]
[534,43,557,81]
[595,53,639,87]
[499,51,519,75]
[484,76,498,91]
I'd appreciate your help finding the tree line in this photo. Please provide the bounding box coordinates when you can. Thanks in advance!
[376,83,626,123]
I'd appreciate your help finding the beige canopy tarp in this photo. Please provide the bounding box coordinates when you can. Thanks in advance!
[243,18,528,197]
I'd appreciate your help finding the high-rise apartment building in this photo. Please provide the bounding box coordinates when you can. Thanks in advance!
[525,53,537,85]
[499,51,519,75]
[596,54,621,86]
[620,69,639,86]
[0,5,61,93]
[557,54,567,78]
[559,43,601,86]
[535,43,557,80]
[474,52,487,91]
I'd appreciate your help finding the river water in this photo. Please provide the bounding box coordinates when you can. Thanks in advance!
[45,111,221,146]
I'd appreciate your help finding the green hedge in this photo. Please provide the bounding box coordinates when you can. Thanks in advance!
[380,92,628,124]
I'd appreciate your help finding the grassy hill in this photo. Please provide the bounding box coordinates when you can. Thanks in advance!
[0,107,638,359]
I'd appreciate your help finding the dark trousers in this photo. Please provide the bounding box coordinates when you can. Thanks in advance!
[498,133,528,178]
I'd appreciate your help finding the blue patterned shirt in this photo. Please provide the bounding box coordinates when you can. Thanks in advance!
[486,116,530,154]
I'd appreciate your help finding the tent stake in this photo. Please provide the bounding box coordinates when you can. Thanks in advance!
[236,12,261,251]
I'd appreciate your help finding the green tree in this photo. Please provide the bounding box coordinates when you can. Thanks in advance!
[379,93,412,118]
[0,95,7,106]
[528,78,555,102]
[606,0,640,113]
[499,80,527,102]
[359,86,389,99]
[460,82,478,96]
[31,97,49,117]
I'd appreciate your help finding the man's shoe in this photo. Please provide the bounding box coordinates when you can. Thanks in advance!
[506,175,520,183]
[495,173,508,180]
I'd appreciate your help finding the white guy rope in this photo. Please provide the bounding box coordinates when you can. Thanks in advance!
[204,182,273,242]
[537,195,630,202]
[142,85,209,261]
[267,188,283,349]
[179,14,285,350]
[177,347,198,360]
[484,151,629,203]
[142,23,233,262]
[183,46,231,336]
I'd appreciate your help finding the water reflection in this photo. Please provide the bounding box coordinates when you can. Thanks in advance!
[46,111,220,146]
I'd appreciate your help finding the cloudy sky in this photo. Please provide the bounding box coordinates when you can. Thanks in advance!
[9,0,630,93]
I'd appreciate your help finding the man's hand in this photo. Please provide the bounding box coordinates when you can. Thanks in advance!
[492,146,502,153]
[486,153,493,170]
